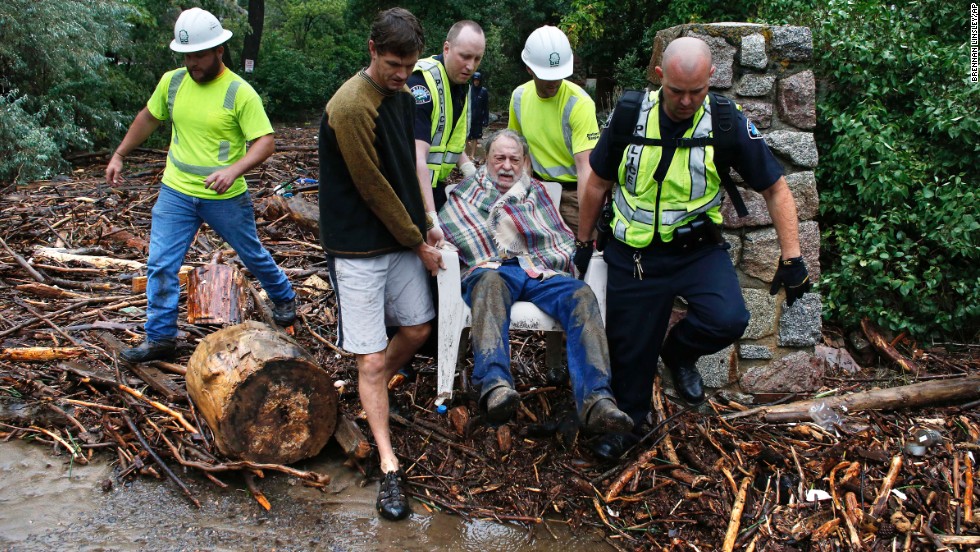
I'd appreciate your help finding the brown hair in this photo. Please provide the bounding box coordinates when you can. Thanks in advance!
[446,20,483,45]
[370,7,424,57]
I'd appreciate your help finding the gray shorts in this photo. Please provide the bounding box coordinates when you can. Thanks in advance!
[328,251,434,355]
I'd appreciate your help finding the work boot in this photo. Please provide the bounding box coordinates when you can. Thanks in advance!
[483,385,520,425]
[376,470,411,521]
[120,339,176,363]
[663,358,706,405]
[272,297,296,327]
[583,398,634,434]
[590,431,640,463]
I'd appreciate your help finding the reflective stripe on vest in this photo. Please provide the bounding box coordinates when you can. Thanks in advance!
[512,85,578,181]
[611,91,724,247]
[416,58,469,186]
[166,69,241,172]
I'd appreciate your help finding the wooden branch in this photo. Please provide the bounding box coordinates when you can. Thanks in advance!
[724,375,980,423]
[119,384,199,434]
[14,283,87,299]
[0,236,47,282]
[0,346,86,361]
[965,451,974,524]
[33,246,144,270]
[122,413,200,508]
[332,414,371,460]
[721,477,752,552]
[870,455,903,518]
[861,317,919,372]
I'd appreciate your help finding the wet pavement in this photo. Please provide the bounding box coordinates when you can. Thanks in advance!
[0,441,610,551]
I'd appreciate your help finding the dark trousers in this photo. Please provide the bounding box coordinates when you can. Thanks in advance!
[604,239,750,425]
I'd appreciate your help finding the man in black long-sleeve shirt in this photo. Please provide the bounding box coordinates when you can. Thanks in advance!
[318,7,442,522]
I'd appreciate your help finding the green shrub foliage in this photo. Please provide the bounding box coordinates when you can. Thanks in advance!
[762,0,980,339]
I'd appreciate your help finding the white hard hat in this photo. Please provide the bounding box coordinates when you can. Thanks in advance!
[170,8,233,53]
[521,26,573,80]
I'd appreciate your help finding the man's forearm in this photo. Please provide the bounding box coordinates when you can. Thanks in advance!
[762,177,802,259]
[578,171,612,242]
[115,108,162,156]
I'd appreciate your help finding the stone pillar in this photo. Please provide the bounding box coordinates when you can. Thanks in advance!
[649,23,823,400]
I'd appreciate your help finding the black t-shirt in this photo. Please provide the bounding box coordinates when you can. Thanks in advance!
[590,94,783,192]
[408,55,469,144]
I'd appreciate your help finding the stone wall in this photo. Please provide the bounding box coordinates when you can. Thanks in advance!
[649,23,823,400]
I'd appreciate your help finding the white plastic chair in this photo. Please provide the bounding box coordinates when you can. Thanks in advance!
[435,180,608,403]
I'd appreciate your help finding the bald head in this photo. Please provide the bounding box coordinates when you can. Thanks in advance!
[660,37,713,78]
[655,37,715,122]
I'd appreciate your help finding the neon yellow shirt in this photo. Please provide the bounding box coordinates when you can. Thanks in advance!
[147,68,273,199]
[508,80,599,183]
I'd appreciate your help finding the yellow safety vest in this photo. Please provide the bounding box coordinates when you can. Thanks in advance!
[415,57,471,186]
[612,91,724,247]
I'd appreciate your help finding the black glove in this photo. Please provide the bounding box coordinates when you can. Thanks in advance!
[573,240,594,280]
[769,256,811,306]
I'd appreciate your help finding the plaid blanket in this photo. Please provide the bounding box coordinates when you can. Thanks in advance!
[439,167,574,279]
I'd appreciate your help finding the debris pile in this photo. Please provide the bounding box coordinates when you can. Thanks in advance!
[1,128,978,550]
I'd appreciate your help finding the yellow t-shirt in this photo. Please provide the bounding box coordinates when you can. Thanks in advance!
[508,80,600,183]
[147,68,273,199]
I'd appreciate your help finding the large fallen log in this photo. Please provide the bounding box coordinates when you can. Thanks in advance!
[186,321,338,464]
[725,375,980,423]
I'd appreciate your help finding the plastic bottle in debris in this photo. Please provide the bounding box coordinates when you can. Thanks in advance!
[276,182,294,198]
[295,177,318,186]
[808,402,844,431]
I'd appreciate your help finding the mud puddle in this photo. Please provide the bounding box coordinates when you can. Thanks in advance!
[0,441,610,551]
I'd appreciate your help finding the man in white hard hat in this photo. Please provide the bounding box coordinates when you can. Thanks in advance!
[407,20,486,242]
[509,25,600,242]
[105,7,296,363]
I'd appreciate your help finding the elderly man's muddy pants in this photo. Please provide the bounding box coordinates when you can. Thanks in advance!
[461,260,615,421]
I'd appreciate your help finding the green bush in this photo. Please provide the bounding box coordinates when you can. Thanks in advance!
[763,0,980,339]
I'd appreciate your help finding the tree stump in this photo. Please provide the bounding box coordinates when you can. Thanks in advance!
[186,252,247,325]
[186,321,337,463]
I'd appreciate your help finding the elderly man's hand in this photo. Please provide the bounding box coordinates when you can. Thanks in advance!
[573,240,593,279]
[769,256,811,306]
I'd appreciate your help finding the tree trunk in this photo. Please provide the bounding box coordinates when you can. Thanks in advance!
[242,0,265,73]
[186,321,338,463]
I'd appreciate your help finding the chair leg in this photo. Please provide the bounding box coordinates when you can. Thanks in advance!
[544,331,567,385]
[437,320,466,403]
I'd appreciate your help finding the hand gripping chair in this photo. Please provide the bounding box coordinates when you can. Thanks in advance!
[434,180,608,404]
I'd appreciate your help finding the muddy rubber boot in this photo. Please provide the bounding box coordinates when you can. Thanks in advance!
[272,298,296,327]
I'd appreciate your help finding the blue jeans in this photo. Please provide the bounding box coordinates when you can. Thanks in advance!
[461,261,615,421]
[144,185,295,342]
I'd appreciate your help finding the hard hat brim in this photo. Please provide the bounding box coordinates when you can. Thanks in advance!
[521,50,573,81]
[170,29,233,53]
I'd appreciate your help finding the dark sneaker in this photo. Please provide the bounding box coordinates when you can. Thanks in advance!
[663,359,706,405]
[272,297,296,327]
[120,339,176,363]
[590,431,640,463]
[483,386,520,425]
[376,470,410,521]
[583,398,634,434]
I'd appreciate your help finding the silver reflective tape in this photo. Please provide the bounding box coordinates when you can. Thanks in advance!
[218,141,230,162]
[512,86,524,128]
[561,95,577,153]
[167,69,187,119]
[168,150,228,177]
[223,80,241,110]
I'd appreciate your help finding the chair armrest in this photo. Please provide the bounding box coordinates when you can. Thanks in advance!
[584,252,609,325]
[437,246,465,319]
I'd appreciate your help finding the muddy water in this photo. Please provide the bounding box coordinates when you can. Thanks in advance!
[0,441,610,551]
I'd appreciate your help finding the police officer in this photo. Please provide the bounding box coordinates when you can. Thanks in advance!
[577,37,811,461]
[408,20,485,243]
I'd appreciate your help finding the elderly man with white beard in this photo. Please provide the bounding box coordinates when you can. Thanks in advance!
[438,129,633,435]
